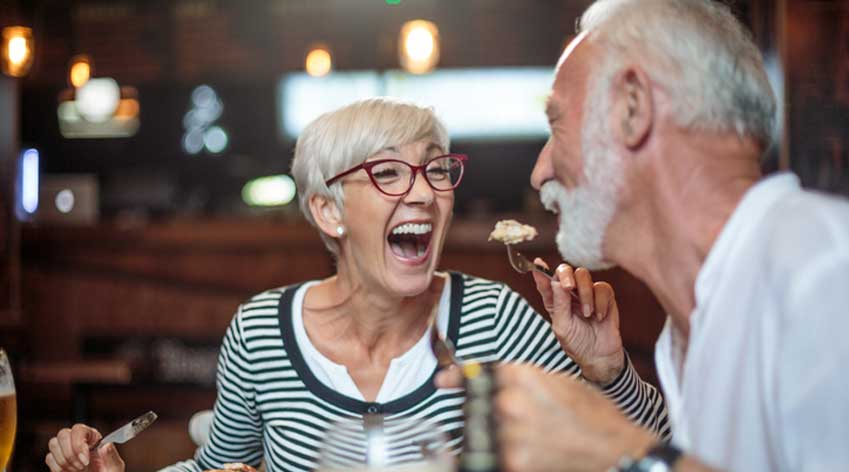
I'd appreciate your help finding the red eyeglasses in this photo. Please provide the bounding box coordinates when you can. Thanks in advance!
[324,153,468,197]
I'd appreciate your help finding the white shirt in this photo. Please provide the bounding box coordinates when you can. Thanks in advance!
[291,276,451,403]
[655,173,849,471]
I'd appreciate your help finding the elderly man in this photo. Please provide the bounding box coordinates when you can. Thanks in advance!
[438,0,849,471]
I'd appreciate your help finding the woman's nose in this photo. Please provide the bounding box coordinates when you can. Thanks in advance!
[403,170,435,205]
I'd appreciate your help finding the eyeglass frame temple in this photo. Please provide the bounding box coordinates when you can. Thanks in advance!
[324,153,468,192]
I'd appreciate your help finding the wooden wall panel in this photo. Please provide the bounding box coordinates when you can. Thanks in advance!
[20,217,664,372]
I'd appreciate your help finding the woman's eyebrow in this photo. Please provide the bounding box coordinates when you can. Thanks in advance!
[426,143,445,154]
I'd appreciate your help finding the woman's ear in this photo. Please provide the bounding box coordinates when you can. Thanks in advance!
[309,194,343,239]
[610,65,653,150]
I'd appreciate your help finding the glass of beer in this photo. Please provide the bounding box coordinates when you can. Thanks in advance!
[316,415,453,472]
[0,349,15,472]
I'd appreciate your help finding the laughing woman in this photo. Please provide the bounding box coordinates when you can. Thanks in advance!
[45,98,668,472]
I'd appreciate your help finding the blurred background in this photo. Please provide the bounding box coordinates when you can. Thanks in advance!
[0,0,847,470]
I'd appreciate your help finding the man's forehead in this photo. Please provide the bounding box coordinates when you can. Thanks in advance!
[555,30,590,73]
[549,30,591,111]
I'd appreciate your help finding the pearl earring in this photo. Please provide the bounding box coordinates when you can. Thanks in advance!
[336,226,345,236]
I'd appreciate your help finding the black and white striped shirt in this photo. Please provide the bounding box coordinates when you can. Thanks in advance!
[164,272,669,472]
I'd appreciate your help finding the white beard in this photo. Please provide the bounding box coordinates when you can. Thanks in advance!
[539,90,623,270]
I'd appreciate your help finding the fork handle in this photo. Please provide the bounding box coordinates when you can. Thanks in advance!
[533,264,581,301]
[533,263,555,279]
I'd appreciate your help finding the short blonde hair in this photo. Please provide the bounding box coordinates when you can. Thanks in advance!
[290,97,450,256]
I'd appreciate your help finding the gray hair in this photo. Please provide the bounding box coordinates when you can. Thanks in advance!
[578,0,777,148]
[290,97,450,256]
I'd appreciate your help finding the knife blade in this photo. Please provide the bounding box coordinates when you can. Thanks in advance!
[90,411,158,451]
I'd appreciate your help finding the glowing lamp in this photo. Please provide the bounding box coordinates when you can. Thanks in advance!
[242,175,297,207]
[69,55,92,88]
[2,26,34,77]
[305,46,332,77]
[399,20,439,74]
[76,77,120,123]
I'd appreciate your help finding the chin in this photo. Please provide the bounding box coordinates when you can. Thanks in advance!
[388,270,435,298]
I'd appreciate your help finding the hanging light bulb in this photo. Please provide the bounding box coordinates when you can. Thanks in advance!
[399,20,439,74]
[2,26,35,77]
[69,54,92,88]
[305,45,333,78]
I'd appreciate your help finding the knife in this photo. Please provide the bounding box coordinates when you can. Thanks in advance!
[90,411,158,451]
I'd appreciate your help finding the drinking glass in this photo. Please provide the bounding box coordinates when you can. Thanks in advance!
[316,414,453,472]
[0,350,16,472]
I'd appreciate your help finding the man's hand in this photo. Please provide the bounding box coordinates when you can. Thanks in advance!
[496,363,654,472]
[533,259,625,385]
[45,424,126,472]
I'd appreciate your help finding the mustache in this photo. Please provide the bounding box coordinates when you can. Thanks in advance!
[539,180,566,214]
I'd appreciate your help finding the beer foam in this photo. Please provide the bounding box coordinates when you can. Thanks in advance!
[0,384,15,396]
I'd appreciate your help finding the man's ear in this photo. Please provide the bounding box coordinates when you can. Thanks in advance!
[610,66,653,150]
[309,193,343,239]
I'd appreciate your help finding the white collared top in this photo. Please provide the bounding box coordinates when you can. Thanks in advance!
[656,173,849,471]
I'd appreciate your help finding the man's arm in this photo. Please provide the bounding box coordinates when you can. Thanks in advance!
[493,364,719,472]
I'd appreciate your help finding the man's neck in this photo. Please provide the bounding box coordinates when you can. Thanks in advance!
[609,131,762,340]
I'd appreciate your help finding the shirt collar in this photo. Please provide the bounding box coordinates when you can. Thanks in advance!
[692,172,800,328]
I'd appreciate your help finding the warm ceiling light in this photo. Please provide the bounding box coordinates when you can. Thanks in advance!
[399,20,439,74]
[2,26,35,77]
[69,55,92,88]
[305,46,332,77]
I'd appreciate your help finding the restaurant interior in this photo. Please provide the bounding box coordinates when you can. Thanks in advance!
[0,0,847,470]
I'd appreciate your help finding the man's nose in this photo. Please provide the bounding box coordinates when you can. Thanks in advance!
[531,139,554,190]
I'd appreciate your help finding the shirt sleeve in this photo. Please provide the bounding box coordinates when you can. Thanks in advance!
[492,284,671,439]
[776,254,849,470]
[158,306,264,471]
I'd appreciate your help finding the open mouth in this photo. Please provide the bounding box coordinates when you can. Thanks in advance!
[387,222,433,261]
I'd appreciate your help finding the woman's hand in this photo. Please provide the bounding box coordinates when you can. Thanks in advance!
[45,424,125,472]
[532,259,625,385]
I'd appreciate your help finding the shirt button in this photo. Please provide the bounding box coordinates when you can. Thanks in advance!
[366,404,380,414]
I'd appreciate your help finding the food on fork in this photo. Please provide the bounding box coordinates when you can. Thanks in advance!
[488,219,538,245]
[205,463,258,472]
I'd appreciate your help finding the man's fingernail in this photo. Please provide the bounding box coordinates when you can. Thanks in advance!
[79,452,89,466]
[583,304,592,318]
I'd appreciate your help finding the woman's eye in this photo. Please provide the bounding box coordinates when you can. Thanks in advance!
[373,169,400,180]
[427,168,449,180]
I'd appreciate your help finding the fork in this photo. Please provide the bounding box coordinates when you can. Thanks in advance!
[505,244,579,300]
[505,244,554,278]
[429,323,461,370]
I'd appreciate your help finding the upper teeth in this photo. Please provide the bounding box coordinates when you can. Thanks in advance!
[392,223,432,235]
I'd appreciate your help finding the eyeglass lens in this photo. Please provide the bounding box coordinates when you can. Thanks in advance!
[370,156,463,195]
